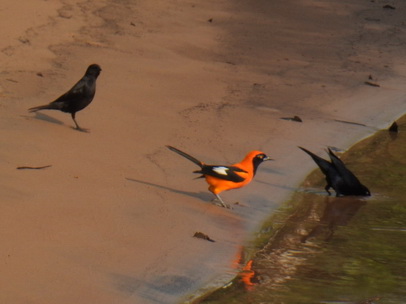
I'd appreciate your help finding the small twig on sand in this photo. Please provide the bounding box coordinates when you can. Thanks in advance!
[334,119,367,127]
[193,232,215,242]
[280,115,303,122]
[17,165,52,170]
[364,81,380,87]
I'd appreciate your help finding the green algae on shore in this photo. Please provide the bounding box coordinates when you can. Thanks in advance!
[195,117,406,304]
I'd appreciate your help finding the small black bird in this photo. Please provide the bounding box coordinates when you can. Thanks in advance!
[29,64,102,131]
[299,146,370,197]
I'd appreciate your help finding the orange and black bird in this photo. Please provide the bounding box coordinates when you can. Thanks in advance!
[299,146,370,197]
[29,64,102,131]
[166,145,272,208]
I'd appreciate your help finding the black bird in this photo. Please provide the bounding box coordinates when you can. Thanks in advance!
[299,146,370,197]
[29,64,102,131]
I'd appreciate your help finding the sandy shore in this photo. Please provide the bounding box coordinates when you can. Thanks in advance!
[1,0,406,303]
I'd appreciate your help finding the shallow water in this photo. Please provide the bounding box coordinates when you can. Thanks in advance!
[196,118,406,304]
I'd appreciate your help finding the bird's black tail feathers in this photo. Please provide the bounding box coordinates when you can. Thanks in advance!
[298,146,332,175]
[299,146,322,161]
[166,145,204,168]
[28,103,61,113]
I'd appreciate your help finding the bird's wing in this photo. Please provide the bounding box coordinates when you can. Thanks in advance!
[51,76,89,104]
[197,165,248,183]
[327,148,363,186]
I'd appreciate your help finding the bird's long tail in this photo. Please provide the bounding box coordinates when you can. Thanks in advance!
[298,146,319,159]
[166,145,204,168]
[298,146,331,175]
[28,103,60,113]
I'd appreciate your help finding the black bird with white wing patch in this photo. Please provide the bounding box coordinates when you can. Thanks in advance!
[166,145,271,208]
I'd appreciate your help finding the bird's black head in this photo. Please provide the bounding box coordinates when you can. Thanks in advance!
[348,183,371,197]
[250,151,272,175]
[360,185,371,196]
[86,64,102,77]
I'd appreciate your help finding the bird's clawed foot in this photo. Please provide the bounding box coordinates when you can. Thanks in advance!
[325,185,332,196]
[213,201,232,209]
[212,194,232,209]
[72,116,89,132]
[72,126,90,133]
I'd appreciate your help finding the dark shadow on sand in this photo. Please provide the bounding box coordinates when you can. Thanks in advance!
[25,112,90,132]
[125,177,213,202]
[28,112,64,125]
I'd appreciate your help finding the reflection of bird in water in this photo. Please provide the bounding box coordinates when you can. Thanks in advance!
[299,147,371,197]
[301,196,366,243]
[29,64,102,131]
[166,145,271,208]
[240,260,256,290]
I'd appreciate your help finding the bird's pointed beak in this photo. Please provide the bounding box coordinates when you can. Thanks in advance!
[264,156,273,161]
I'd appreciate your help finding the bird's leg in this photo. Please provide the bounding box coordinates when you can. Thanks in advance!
[71,113,80,129]
[325,185,332,196]
[71,113,88,132]
[213,194,231,209]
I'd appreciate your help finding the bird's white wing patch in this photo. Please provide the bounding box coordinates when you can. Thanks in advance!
[213,166,229,176]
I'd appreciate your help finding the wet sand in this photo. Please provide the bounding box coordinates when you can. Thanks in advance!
[1,0,406,303]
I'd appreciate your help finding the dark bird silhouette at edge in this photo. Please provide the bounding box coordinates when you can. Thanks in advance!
[299,146,370,197]
[28,64,102,132]
[166,145,272,208]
